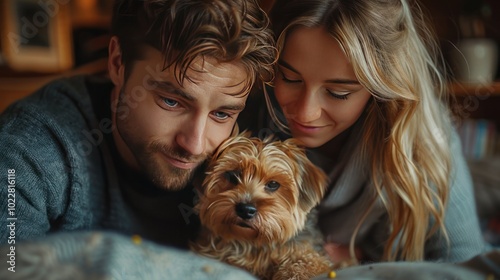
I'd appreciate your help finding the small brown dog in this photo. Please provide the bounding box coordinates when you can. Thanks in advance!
[191,133,332,280]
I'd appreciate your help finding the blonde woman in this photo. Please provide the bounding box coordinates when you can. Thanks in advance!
[241,0,490,263]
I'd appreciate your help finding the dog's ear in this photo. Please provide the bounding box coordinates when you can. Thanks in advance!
[210,131,253,161]
[282,139,329,212]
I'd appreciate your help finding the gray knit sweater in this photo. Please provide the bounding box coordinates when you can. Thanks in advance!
[0,75,255,279]
[313,118,490,262]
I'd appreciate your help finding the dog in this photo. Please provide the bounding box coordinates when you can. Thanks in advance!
[190,133,332,280]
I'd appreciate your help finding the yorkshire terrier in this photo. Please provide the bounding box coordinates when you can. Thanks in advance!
[190,133,332,280]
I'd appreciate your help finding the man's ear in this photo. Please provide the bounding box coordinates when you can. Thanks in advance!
[108,36,125,89]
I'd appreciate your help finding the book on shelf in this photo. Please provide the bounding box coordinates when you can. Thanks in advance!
[457,119,498,160]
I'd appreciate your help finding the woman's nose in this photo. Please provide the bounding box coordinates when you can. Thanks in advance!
[292,89,322,123]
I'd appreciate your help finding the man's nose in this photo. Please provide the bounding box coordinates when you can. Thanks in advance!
[176,115,207,156]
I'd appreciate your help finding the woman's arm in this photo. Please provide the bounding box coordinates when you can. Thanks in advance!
[425,129,491,262]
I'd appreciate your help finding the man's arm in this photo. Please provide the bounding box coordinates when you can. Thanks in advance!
[425,130,491,262]
[0,106,82,244]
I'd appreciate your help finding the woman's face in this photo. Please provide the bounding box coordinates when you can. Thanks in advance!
[274,26,372,148]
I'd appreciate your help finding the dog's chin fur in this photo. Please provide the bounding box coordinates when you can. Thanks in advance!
[190,133,332,280]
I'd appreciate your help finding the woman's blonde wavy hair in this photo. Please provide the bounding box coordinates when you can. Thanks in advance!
[268,0,452,261]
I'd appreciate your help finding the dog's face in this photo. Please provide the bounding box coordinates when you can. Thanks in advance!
[197,134,328,246]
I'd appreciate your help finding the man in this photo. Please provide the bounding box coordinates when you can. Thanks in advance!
[0,0,275,278]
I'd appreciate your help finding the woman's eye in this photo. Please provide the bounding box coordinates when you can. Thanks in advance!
[278,70,301,83]
[281,75,301,83]
[327,90,350,100]
[162,98,179,107]
[265,181,280,192]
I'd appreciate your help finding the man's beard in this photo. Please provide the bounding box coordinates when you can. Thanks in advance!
[114,90,206,191]
[139,140,205,191]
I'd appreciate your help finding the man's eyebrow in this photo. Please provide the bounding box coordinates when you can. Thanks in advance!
[149,79,245,111]
[149,80,196,101]
[218,103,246,112]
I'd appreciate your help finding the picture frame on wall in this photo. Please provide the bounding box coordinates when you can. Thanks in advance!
[0,0,73,73]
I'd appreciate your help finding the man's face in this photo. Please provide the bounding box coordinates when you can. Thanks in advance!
[111,46,248,191]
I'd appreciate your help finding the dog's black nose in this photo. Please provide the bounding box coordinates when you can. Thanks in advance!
[235,203,257,220]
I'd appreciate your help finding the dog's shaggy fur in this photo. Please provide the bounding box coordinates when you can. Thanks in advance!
[190,134,332,279]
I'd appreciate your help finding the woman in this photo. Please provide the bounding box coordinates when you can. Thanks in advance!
[241,0,490,263]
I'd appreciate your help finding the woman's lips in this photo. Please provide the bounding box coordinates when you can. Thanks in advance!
[289,120,325,134]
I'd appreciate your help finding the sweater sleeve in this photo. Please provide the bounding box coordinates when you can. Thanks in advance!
[0,105,86,244]
[425,130,491,262]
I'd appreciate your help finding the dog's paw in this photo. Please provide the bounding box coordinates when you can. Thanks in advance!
[272,253,332,280]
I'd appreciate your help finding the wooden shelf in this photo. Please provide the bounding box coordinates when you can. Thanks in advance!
[449,81,500,96]
[0,58,108,112]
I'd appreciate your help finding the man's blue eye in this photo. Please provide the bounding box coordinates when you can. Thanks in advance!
[214,112,229,120]
[163,98,178,107]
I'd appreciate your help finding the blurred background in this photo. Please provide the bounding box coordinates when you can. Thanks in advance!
[0,0,112,111]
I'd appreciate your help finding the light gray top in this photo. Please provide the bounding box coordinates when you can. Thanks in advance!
[312,117,490,262]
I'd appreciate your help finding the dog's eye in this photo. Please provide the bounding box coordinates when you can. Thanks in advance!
[224,170,240,185]
[265,181,280,192]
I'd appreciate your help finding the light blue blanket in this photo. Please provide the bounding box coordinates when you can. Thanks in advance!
[0,231,256,280]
